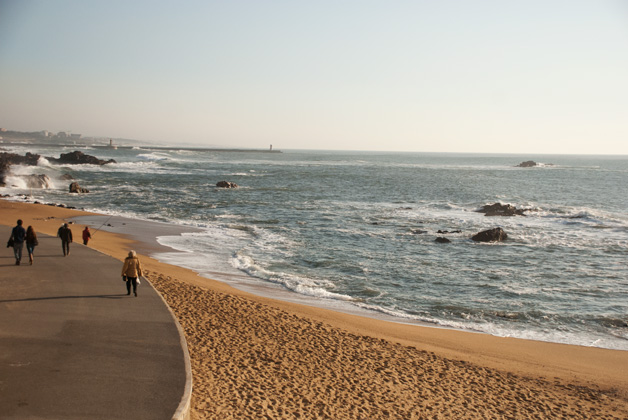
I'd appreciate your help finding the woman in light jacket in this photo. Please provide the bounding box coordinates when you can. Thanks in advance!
[121,250,142,297]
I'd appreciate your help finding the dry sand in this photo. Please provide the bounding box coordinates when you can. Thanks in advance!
[2,199,627,419]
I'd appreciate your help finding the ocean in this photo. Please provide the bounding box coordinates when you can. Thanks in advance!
[2,144,627,350]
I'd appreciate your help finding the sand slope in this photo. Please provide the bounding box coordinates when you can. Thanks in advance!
[149,272,628,419]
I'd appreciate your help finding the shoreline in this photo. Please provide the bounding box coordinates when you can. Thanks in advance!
[70,214,454,332]
[2,198,627,418]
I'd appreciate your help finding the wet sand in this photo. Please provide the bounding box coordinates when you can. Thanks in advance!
[2,199,627,419]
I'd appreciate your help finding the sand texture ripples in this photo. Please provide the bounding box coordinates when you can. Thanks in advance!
[149,272,628,420]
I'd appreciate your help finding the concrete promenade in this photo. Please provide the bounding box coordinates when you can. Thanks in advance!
[0,229,191,420]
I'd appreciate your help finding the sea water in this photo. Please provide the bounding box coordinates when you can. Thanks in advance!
[2,144,627,350]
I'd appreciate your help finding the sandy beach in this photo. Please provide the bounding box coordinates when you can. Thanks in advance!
[2,199,627,419]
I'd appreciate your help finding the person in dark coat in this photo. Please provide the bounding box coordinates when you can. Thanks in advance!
[9,219,26,265]
[57,223,73,256]
[25,226,38,265]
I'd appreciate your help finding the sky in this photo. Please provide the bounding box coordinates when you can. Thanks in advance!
[1,0,627,154]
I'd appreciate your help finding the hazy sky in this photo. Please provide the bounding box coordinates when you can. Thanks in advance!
[1,1,627,154]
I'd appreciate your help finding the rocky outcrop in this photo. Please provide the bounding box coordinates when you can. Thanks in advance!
[471,227,508,242]
[517,160,537,167]
[0,152,41,169]
[437,229,462,234]
[477,203,527,217]
[435,237,451,244]
[216,181,238,188]
[0,152,42,186]
[49,151,116,165]
[1,151,113,187]
[69,182,89,193]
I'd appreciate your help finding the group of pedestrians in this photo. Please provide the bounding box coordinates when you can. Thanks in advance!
[8,219,142,297]
[7,220,38,265]
[8,220,92,265]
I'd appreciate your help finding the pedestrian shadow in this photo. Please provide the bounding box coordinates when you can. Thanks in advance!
[0,255,78,266]
[1,253,85,259]
[0,294,128,303]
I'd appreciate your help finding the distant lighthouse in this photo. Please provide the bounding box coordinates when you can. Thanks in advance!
[270,144,273,151]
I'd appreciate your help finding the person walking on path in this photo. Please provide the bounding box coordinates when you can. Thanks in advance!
[57,223,73,256]
[82,227,92,246]
[121,250,143,297]
[25,226,38,265]
[8,219,26,265]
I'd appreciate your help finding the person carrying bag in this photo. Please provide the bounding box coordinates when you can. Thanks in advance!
[121,250,143,297]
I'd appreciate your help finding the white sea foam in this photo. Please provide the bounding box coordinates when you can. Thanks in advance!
[137,152,174,161]
[2,175,29,189]
[2,163,59,190]
[36,156,52,166]
[231,251,355,302]
[351,301,628,350]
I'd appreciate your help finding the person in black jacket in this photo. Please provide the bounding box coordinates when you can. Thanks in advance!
[9,219,26,265]
[57,223,73,256]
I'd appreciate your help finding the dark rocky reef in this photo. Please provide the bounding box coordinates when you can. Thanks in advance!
[477,203,528,217]
[471,227,508,242]
[0,152,41,169]
[216,181,239,188]
[48,151,116,165]
[516,160,554,168]
[435,237,451,244]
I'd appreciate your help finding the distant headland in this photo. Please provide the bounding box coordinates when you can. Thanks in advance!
[0,128,281,153]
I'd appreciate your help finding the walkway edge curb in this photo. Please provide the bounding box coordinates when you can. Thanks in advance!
[145,275,193,420]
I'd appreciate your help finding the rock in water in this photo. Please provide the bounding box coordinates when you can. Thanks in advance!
[477,203,527,217]
[24,174,53,189]
[69,182,89,193]
[471,227,508,242]
[216,181,238,188]
[435,237,451,243]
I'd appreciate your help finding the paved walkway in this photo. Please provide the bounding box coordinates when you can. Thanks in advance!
[0,229,191,420]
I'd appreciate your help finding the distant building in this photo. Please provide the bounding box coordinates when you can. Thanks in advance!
[40,130,51,137]
[70,133,82,139]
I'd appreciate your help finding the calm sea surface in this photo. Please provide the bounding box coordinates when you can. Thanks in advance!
[3,145,627,350]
